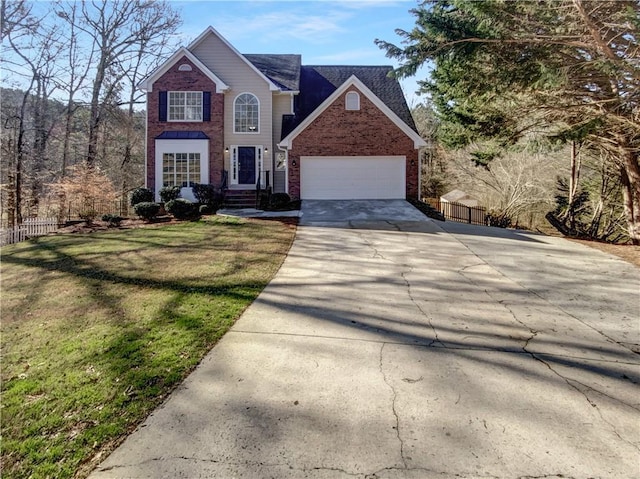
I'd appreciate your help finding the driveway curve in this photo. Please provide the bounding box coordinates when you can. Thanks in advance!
[91,201,640,479]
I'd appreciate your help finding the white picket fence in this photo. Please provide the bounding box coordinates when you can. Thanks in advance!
[0,218,58,247]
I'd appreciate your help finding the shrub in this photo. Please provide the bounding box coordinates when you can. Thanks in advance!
[130,187,154,207]
[101,214,123,227]
[192,183,223,211]
[50,162,117,223]
[134,202,161,221]
[159,186,181,203]
[165,198,200,220]
[78,208,99,223]
[269,193,291,209]
[486,211,512,228]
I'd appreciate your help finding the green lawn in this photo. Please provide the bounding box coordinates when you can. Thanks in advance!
[0,216,296,479]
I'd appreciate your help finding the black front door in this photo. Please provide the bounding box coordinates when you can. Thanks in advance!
[238,147,256,184]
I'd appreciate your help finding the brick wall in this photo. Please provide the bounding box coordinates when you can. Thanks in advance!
[146,56,224,193]
[288,86,419,200]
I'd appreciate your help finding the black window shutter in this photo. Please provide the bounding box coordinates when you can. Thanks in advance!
[203,92,211,122]
[159,91,167,122]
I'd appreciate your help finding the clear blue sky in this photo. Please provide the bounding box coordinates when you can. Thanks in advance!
[173,0,430,105]
[5,0,429,106]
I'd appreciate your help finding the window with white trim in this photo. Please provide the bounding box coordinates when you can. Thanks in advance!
[346,91,360,110]
[162,152,201,187]
[168,91,203,121]
[234,93,259,132]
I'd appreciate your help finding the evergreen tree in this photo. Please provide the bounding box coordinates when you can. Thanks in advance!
[377,0,640,243]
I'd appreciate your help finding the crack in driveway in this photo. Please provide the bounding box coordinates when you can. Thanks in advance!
[457,264,640,451]
[356,229,444,347]
[379,343,407,469]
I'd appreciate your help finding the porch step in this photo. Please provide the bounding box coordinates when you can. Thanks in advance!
[223,189,257,209]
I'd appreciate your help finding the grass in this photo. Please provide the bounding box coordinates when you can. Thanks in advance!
[0,216,296,479]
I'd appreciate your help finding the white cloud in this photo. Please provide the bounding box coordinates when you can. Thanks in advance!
[216,10,351,46]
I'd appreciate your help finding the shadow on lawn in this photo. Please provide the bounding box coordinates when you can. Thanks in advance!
[0,220,294,479]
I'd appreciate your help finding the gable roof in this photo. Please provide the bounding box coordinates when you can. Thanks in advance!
[297,66,418,132]
[279,75,427,149]
[244,54,301,92]
[188,27,281,92]
[137,47,228,93]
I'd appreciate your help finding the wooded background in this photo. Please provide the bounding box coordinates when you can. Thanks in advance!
[379,0,639,243]
[1,0,180,226]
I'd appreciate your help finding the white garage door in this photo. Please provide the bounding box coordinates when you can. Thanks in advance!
[300,156,406,200]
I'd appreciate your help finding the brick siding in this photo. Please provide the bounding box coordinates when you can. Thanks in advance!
[146,56,224,194]
[287,86,419,200]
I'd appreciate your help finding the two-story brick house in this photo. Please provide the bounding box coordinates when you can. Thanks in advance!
[138,26,426,203]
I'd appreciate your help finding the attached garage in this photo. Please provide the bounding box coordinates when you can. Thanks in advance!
[300,156,406,200]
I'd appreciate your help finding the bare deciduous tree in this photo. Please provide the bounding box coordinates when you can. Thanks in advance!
[55,0,180,166]
[1,0,182,226]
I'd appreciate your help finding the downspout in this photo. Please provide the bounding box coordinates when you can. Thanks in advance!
[144,98,148,192]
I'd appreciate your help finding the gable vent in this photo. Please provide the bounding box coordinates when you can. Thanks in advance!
[346,91,360,110]
[178,64,193,72]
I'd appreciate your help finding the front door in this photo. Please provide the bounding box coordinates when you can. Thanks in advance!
[238,146,256,185]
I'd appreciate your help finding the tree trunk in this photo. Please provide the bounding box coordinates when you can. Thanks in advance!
[619,150,640,245]
[86,55,107,166]
[31,75,47,214]
[563,140,582,230]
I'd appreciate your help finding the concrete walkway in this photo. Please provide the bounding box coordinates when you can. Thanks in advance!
[91,201,640,478]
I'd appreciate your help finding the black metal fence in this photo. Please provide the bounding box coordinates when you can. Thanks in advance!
[61,199,133,222]
[425,198,487,226]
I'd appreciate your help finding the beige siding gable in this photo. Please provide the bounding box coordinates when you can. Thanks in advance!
[189,29,275,91]
[189,29,277,175]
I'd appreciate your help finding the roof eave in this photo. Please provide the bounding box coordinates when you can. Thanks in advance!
[137,47,229,93]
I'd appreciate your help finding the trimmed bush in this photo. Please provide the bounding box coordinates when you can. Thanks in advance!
[130,187,153,207]
[192,183,223,211]
[268,193,292,210]
[101,214,123,226]
[134,202,161,221]
[159,186,181,203]
[165,198,200,220]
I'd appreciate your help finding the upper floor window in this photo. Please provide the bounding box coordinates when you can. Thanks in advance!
[234,93,259,133]
[169,91,202,121]
[345,91,360,110]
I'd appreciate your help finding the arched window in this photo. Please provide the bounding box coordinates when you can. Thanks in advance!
[345,91,360,110]
[234,93,259,133]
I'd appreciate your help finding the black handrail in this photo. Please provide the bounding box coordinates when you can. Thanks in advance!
[255,171,261,208]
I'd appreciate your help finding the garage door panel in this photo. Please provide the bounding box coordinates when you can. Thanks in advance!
[301,156,405,200]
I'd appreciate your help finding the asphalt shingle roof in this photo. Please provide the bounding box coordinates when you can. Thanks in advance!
[297,65,417,133]
[244,55,417,139]
[244,54,301,91]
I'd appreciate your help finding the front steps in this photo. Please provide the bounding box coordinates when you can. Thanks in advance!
[223,189,257,209]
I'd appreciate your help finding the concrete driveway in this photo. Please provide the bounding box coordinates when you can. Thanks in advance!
[91,201,640,478]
